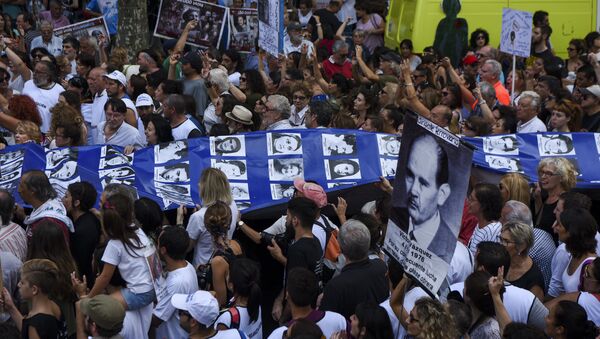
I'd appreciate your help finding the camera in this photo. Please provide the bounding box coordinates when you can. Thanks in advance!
[260,232,290,254]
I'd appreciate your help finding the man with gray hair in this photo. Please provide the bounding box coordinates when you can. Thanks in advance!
[320,219,388,318]
[479,59,510,105]
[30,20,63,56]
[263,94,295,130]
[163,94,202,140]
[516,91,547,133]
[203,68,231,133]
[322,40,352,80]
[501,200,555,290]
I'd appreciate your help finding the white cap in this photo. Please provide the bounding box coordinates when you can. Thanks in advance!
[103,70,127,87]
[171,291,219,326]
[135,93,154,108]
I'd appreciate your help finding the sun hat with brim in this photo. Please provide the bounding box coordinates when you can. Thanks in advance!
[225,105,253,125]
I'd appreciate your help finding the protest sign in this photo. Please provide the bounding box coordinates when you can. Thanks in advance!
[154,0,227,48]
[383,114,473,297]
[258,0,284,56]
[229,8,258,52]
[53,17,110,41]
[500,8,533,58]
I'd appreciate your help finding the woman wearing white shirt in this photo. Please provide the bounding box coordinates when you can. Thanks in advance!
[553,208,597,293]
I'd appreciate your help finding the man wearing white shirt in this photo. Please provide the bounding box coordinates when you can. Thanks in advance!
[516,91,547,133]
[284,22,314,58]
[22,60,64,134]
[30,21,63,56]
[87,67,108,144]
[264,95,296,131]
[96,98,144,149]
[104,70,146,143]
[164,94,202,140]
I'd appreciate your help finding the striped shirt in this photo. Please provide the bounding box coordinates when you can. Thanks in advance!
[468,221,502,254]
[0,222,27,262]
[530,228,556,291]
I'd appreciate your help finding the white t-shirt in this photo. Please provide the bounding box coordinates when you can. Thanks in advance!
[215,306,263,339]
[517,117,547,133]
[448,241,473,285]
[102,228,155,294]
[172,118,200,141]
[548,234,600,297]
[562,256,596,293]
[208,329,246,338]
[228,72,241,87]
[22,80,65,133]
[578,292,600,327]
[267,310,347,339]
[468,221,502,254]
[121,302,153,339]
[154,262,199,339]
[187,201,239,267]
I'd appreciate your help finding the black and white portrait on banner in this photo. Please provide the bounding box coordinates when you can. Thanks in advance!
[229,8,258,52]
[537,134,576,156]
[268,158,303,181]
[46,148,73,169]
[377,134,401,157]
[155,182,194,207]
[46,157,81,198]
[595,133,600,153]
[485,155,523,173]
[270,183,295,200]
[383,114,473,297]
[0,149,24,164]
[231,182,250,201]
[482,135,519,155]
[324,159,361,180]
[101,177,135,188]
[154,0,227,48]
[154,163,190,183]
[211,159,247,180]
[380,158,397,177]
[210,135,246,157]
[322,133,357,156]
[267,132,303,155]
[327,182,357,189]
[0,150,24,191]
[155,141,188,164]
[236,201,251,211]
[53,17,110,42]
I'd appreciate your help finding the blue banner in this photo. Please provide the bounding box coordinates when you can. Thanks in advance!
[1,130,598,213]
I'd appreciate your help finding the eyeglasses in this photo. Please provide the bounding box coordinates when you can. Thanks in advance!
[497,235,515,246]
[32,53,44,59]
[477,35,486,40]
[539,171,559,178]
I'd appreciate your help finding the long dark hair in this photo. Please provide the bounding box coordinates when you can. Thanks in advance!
[134,197,163,243]
[554,300,599,339]
[354,302,394,339]
[230,258,262,322]
[102,193,143,257]
[242,69,265,95]
[146,115,174,144]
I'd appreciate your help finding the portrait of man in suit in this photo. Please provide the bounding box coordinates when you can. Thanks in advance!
[403,133,455,263]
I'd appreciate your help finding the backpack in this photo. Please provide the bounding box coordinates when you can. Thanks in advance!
[314,216,341,283]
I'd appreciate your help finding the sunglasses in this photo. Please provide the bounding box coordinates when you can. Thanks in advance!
[567,47,577,52]
[32,53,44,59]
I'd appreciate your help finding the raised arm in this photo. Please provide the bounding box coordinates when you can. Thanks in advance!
[402,60,431,119]
[0,39,31,81]
[390,274,410,329]
[489,267,511,335]
[335,17,351,40]
[174,20,198,53]
[441,57,475,105]
[355,45,379,83]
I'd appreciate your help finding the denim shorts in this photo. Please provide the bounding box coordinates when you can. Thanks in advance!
[121,288,155,310]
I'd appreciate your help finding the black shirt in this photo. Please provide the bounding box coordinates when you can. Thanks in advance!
[582,111,600,132]
[286,237,323,283]
[22,313,67,339]
[320,258,388,319]
[69,212,101,288]
[310,9,341,40]
[508,262,546,293]
[536,200,558,245]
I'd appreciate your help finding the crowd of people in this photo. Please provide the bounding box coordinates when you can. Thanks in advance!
[0,0,600,338]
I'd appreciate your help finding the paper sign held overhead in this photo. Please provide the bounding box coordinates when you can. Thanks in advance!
[500,8,533,58]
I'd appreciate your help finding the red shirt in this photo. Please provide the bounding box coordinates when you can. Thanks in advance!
[322,56,352,80]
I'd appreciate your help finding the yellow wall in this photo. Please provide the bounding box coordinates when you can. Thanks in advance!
[385,0,597,59]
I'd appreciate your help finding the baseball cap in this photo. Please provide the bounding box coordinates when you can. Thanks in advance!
[581,85,600,98]
[103,70,127,87]
[293,178,327,208]
[180,51,203,71]
[171,291,219,326]
[225,105,253,125]
[135,93,154,108]
[80,295,125,332]
[287,22,302,32]
[462,54,478,66]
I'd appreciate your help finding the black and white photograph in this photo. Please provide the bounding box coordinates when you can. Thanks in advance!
[154,0,227,48]
[0,149,24,164]
[47,160,79,181]
[230,182,250,201]
[0,169,22,184]
[377,134,401,157]
[100,145,123,158]
[485,155,523,172]
[384,114,473,297]
[1,157,23,175]
[229,8,258,52]
[210,135,246,157]
[595,133,600,154]
[322,134,357,156]
[211,159,247,180]
[270,183,295,200]
[327,182,357,189]
[46,148,75,169]
[325,159,362,180]
[99,154,133,168]
[154,163,190,183]
[258,0,270,24]
[236,201,251,211]
[482,135,519,155]
[99,166,136,180]
[101,177,135,189]
[380,158,398,177]
[268,158,304,181]
[154,141,188,164]
[53,17,110,42]
[267,132,303,155]
[537,134,576,156]
[155,182,194,207]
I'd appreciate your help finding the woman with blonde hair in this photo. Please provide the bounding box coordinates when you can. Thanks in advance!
[498,173,530,205]
[534,157,577,244]
[187,168,239,267]
[15,120,42,144]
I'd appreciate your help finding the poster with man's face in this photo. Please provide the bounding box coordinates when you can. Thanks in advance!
[383,114,473,297]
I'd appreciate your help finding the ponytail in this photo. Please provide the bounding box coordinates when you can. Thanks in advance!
[230,258,262,323]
